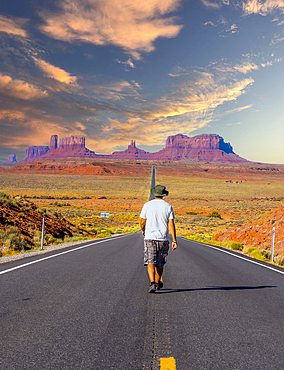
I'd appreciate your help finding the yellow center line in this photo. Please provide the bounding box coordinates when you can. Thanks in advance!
[160,357,177,369]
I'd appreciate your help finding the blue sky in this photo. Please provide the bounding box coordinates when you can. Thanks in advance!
[1,0,284,163]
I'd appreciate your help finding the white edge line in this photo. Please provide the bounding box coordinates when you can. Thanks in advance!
[179,236,284,276]
[0,234,130,276]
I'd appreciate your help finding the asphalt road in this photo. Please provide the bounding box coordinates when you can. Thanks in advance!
[1,233,284,369]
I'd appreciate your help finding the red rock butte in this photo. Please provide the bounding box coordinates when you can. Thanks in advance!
[20,133,248,164]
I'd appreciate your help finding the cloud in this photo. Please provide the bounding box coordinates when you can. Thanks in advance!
[200,0,222,8]
[204,17,228,27]
[234,61,259,74]
[91,80,142,101]
[226,24,238,33]
[93,68,254,151]
[242,0,284,16]
[0,110,26,121]
[0,73,48,100]
[33,57,77,84]
[261,61,273,67]
[116,58,135,69]
[39,0,183,59]
[0,15,28,37]
[156,72,254,120]
[168,66,190,77]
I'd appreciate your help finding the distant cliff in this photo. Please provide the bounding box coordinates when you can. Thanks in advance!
[24,146,50,161]
[22,135,96,162]
[150,134,246,163]
[7,154,17,163]
[20,133,248,164]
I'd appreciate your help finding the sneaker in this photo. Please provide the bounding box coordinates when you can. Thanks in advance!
[157,281,163,290]
[148,282,157,293]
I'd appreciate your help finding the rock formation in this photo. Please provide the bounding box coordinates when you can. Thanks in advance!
[24,146,50,161]
[150,134,245,163]
[20,133,249,164]
[59,135,85,149]
[7,154,17,162]
[111,139,150,160]
[21,135,96,162]
[50,135,58,150]
[104,134,247,163]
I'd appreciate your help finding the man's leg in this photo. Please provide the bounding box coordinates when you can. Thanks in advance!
[147,264,155,283]
[155,267,163,283]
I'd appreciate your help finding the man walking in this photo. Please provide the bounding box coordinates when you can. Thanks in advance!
[140,184,177,293]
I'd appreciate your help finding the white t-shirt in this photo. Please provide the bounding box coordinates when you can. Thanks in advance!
[140,199,175,241]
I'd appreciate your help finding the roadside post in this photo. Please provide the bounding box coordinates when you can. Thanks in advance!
[41,217,45,250]
[149,165,156,201]
[271,227,275,262]
[100,212,109,228]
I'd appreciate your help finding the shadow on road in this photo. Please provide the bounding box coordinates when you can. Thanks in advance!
[155,285,277,294]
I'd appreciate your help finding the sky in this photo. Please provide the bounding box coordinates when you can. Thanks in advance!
[1,0,284,163]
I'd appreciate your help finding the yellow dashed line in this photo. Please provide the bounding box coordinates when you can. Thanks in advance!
[159,357,176,369]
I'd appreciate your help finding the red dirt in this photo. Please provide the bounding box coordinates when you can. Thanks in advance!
[213,206,284,255]
[2,158,284,180]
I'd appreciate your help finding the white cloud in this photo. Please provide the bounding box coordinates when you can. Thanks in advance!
[116,58,135,69]
[168,66,190,77]
[0,73,48,100]
[261,61,273,67]
[200,0,221,8]
[39,0,183,59]
[204,17,228,27]
[0,15,28,37]
[242,0,284,16]
[234,61,259,74]
[226,24,238,33]
[33,58,77,84]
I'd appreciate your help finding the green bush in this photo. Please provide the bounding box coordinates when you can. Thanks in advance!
[246,246,257,254]
[186,211,198,215]
[230,242,244,251]
[207,211,222,219]
[250,249,267,261]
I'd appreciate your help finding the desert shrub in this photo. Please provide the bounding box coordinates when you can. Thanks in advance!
[12,196,23,207]
[37,207,47,215]
[0,191,12,206]
[230,242,244,251]
[0,226,28,251]
[186,211,198,215]
[207,211,222,219]
[260,249,271,260]
[44,233,57,244]
[274,256,284,266]
[245,246,258,254]
[250,249,267,261]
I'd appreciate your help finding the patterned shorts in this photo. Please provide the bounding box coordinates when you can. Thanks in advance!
[144,240,169,268]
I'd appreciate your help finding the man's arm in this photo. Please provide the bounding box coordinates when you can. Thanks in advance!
[140,218,146,237]
[169,218,177,250]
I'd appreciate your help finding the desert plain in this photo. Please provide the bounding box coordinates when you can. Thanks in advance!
[1,158,284,263]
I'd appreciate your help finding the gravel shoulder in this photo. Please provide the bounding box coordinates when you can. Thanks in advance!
[0,237,119,264]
